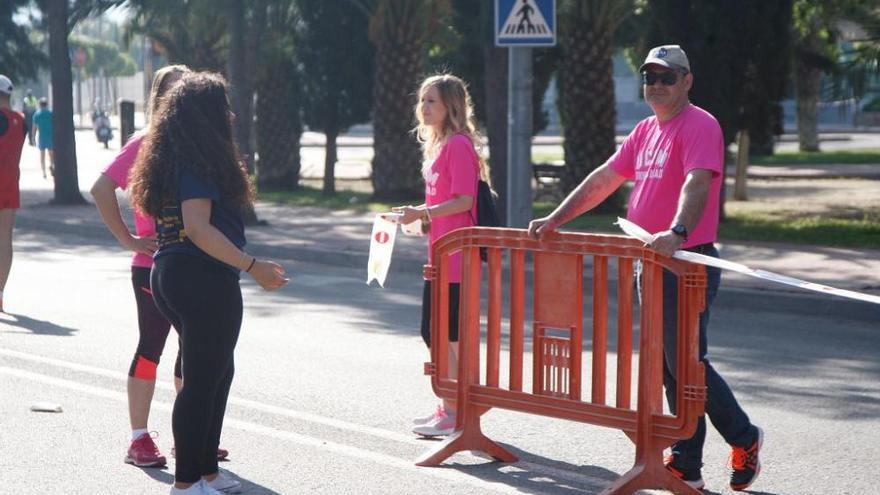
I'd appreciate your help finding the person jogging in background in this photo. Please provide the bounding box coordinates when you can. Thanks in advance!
[528,45,763,492]
[0,75,26,313]
[32,97,53,179]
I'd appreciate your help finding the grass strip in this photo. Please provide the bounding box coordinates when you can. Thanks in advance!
[260,190,879,249]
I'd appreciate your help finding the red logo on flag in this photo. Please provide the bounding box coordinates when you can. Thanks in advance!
[375,231,390,244]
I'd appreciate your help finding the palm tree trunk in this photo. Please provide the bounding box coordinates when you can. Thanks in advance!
[370,37,423,200]
[369,1,431,201]
[46,0,85,205]
[794,45,822,152]
[255,61,302,192]
[559,20,621,212]
[227,0,256,172]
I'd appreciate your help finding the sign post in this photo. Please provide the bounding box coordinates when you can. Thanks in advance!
[495,0,556,228]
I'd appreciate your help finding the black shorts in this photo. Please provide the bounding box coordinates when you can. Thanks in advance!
[420,280,460,347]
[129,266,179,378]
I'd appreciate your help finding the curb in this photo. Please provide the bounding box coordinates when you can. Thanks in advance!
[15,206,879,323]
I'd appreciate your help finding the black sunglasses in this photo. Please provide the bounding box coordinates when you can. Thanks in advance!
[641,71,683,86]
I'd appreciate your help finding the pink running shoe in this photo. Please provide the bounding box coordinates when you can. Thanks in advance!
[412,405,444,426]
[125,432,167,467]
[412,409,456,437]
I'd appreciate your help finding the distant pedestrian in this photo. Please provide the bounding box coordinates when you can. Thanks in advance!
[32,97,53,179]
[386,74,490,437]
[22,89,37,146]
[130,72,289,495]
[0,75,26,313]
[528,45,763,492]
[90,65,238,471]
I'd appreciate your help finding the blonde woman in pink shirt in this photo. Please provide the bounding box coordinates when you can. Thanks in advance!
[388,74,492,438]
[91,66,234,486]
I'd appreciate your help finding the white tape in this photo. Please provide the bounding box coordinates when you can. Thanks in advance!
[616,217,880,306]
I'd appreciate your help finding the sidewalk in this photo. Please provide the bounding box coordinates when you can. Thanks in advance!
[725,163,880,179]
[16,187,880,322]
[14,138,879,321]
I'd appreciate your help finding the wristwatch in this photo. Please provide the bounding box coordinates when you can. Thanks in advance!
[671,224,688,241]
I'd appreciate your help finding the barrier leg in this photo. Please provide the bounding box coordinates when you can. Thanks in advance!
[417,247,517,467]
[599,440,702,495]
[600,260,702,494]
[415,406,517,467]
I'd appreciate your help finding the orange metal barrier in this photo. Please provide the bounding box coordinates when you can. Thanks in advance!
[416,227,707,495]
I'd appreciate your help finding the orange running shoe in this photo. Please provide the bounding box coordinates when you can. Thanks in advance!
[730,426,764,491]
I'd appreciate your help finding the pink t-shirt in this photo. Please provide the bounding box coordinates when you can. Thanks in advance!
[425,134,479,283]
[609,104,723,248]
[101,131,155,268]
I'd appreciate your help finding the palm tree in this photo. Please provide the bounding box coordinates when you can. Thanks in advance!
[125,0,227,71]
[255,59,302,191]
[354,0,451,200]
[1,0,47,81]
[43,0,86,204]
[792,1,848,152]
[557,0,634,212]
[254,0,302,192]
[226,0,264,174]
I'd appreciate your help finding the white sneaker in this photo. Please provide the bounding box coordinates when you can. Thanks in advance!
[412,405,444,425]
[206,470,242,494]
[412,410,456,437]
[169,480,223,495]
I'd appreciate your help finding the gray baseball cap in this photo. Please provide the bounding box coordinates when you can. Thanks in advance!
[639,45,690,73]
[0,75,13,95]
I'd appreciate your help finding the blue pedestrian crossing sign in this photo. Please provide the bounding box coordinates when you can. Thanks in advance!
[495,0,556,47]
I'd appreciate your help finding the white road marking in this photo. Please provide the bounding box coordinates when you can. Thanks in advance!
[0,365,549,494]
[0,348,613,492]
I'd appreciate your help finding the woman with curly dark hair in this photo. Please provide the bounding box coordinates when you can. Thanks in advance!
[130,72,288,495]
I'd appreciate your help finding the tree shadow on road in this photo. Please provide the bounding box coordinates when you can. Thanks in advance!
[0,312,78,336]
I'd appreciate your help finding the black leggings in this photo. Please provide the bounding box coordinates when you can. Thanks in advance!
[129,266,181,380]
[420,281,460,347]
[151,254,242,483]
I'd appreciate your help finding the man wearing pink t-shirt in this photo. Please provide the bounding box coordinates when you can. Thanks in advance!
[528,45,763,492]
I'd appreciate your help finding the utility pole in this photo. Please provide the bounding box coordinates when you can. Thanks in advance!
[506,48,533,228]
[495,0,556,228]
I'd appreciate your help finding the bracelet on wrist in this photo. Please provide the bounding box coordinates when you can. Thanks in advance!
[245,257,257,273]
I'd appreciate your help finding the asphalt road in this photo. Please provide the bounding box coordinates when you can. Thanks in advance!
[1,220,878,494]
[1,131,878,494]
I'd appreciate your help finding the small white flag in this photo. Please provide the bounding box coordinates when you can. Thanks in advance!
[367,214,399,287]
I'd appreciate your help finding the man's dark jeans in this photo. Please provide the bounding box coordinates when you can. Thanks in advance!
[654,245,754,469]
